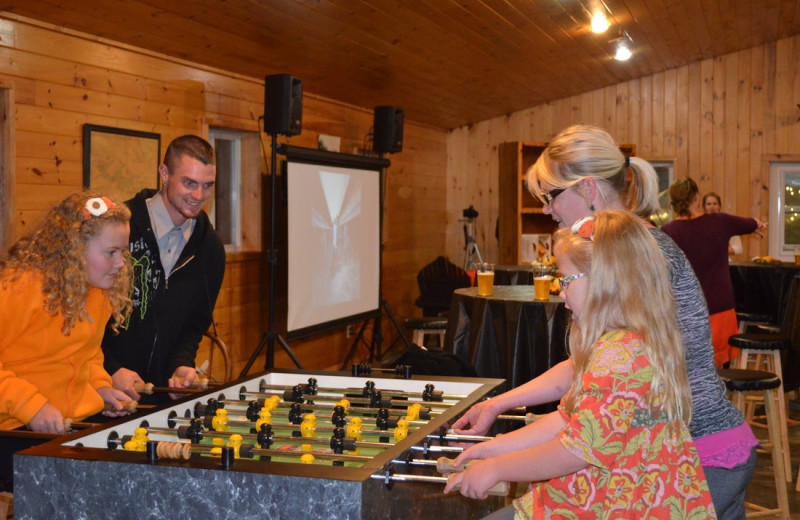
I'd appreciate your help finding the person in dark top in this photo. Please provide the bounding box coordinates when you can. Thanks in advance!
[662,177,764,366]
[102,135,226,402]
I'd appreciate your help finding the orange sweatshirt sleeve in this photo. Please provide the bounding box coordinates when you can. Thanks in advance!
[0,272,51,428]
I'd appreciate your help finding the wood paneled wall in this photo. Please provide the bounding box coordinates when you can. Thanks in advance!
[0,15,448,377]
[447,34,800,264]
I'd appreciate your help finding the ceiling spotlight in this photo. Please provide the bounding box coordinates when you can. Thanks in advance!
[591,12,610,33]
[615,41,632,61]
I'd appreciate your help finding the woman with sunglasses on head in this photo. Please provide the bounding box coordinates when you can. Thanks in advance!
[445,211,716,518]
[451,125,756,519]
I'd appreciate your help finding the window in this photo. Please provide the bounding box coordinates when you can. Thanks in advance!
[207,128,261,251]
[649,160,674,226]
[768,161,800,261]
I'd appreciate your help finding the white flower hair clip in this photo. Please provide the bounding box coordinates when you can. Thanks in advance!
[82,197,114,221]
[571,216,595,240]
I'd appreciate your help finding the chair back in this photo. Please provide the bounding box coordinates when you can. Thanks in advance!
[415,256,471,316]
[780,275,800,391]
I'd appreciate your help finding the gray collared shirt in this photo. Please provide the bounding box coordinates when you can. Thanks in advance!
[146,193,194,275]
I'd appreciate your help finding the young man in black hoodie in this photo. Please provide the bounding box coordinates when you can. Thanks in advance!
[102,135,226,402]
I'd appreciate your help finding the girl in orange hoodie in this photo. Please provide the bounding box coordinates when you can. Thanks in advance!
[0,192,133,434]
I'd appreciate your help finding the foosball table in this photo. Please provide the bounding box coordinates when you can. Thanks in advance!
[14,369,507,519]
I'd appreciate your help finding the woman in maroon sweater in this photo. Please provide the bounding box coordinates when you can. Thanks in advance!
[662,177,765,366]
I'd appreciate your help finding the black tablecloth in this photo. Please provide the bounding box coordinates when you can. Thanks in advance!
[729,261,800,324]
[444,286,570,399]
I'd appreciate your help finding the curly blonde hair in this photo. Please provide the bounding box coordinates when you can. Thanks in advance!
[1,192,133,335]
[554,210,692,426]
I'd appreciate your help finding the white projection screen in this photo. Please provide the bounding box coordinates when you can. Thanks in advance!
[284,150,386,339]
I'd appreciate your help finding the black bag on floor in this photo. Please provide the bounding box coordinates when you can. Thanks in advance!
[393,344,477,377]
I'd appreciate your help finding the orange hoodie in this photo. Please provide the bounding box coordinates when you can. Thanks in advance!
[0,270,113,430]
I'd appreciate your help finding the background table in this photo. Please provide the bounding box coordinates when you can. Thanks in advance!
[444,286,569,408]
[729,261,800,324]
[493,265,534,286]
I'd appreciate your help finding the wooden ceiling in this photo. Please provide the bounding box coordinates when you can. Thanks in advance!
[3,0,800,130]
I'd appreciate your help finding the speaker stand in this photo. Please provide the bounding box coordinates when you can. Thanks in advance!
[239,131,303,379]
[340,299,413,370]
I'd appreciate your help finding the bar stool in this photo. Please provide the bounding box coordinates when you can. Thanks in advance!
[717,368,790,520]
[404,317,448,348]
[727,333,792,482]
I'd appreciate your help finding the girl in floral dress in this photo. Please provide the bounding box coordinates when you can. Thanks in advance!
[444,210,716,519]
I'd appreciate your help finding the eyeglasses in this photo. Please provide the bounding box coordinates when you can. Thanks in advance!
[558,272,585,291]
[543,188,567,205]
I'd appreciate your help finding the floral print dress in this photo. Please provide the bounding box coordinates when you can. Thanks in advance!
[514,329,717,519]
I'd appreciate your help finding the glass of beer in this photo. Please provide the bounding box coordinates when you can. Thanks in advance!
[533,264,551,301]
[477,263,495,296]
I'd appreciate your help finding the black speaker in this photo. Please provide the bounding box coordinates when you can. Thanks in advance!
[264,74,303,136]
[373,106,404,154]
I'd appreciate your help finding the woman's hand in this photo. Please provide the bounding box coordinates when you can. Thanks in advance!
[27,403,65,433]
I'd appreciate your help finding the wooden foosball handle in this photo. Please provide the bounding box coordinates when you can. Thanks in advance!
[450,479,510,497]
[133,377,209,395]
[103,401,138,413]
[172,376,210,390]
[436,456,474,473]
[134,382,155,395]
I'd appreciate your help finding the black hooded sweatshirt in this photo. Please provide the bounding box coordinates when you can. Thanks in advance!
[102,189,226,390]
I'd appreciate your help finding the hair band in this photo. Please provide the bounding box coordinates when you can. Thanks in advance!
[82,197,114,221]
[572,216,595,240]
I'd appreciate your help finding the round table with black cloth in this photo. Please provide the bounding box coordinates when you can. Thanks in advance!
[444,286,570,413]
[729,261,800,324]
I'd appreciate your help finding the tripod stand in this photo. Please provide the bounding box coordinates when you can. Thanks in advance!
[461,205,483,270]
[239,131,303,378]
[340,153,413,370]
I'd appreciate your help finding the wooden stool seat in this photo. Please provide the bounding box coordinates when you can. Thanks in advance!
[404,317,448,347]
[729,334,790,351]
[717,368,790,520]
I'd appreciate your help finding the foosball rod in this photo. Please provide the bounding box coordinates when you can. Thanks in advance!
[148,440,374,464]
[370,470,510,496]
[209,397,435,420]
[258,379,463,403]
[143,425,399,450]
[243,387,454,410]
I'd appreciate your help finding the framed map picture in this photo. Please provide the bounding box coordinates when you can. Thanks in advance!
[83,124,161,201]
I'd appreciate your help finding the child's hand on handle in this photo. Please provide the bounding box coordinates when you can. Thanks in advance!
[27,402,66,433]
[97,386,135,417]
[450,400,497,436]
[443,459,509,499]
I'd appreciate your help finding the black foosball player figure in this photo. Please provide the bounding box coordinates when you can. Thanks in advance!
[0,193,136,491]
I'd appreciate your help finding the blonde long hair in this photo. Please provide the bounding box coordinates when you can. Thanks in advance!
[527,125,660,218]
[1,192,133,335]
[556,210,692,425]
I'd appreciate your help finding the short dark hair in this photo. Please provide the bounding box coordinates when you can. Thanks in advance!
[163,135,215,172]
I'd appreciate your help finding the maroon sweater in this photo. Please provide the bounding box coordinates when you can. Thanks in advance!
[661,213,757,314]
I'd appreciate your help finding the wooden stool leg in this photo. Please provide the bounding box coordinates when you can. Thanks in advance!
[763,388,790,520]
[769,355,792,482]
[412,330,424,346]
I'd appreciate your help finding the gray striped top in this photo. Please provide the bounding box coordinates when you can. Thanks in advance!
[650,229,744,439]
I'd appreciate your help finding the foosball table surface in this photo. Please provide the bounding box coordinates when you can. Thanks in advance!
[14,369,505,520]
